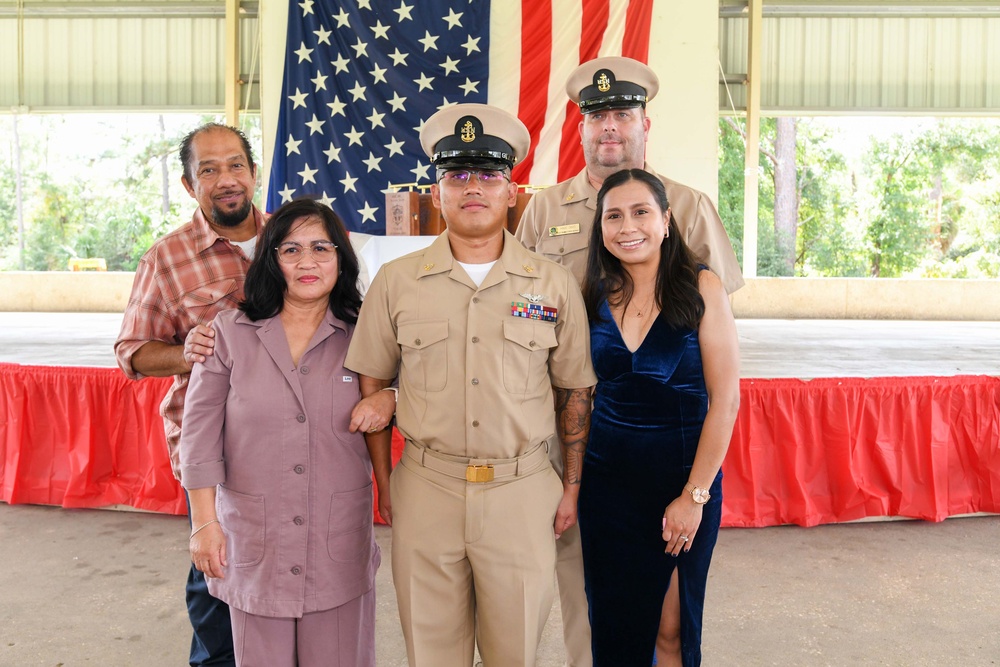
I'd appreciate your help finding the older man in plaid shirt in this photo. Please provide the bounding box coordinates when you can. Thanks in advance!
[115,122,264,667]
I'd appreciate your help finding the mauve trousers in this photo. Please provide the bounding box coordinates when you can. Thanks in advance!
[229,587,376,667]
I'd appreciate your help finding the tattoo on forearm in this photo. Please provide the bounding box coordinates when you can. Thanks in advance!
[555,387,591,485]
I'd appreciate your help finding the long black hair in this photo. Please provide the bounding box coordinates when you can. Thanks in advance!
[240,199,363,324]
[582,168,705,330]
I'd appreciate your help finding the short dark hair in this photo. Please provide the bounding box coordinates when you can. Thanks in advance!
[582,168,705,330]
[240,199,363,324]
[179,123,255,183]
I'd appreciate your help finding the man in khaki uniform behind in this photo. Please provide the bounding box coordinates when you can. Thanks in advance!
[514,57,746,667]
[345,103,596,667]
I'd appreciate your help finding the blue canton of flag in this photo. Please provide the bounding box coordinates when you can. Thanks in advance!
[267,0,491,233]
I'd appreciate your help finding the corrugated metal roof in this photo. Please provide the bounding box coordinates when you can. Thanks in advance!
[720,5,1000,114]
[0,1,259,111]
[4,2,999,115]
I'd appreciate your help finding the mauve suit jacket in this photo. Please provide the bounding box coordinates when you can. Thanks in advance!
[179,308,379,618]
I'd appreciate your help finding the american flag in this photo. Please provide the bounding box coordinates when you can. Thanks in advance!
[266,0,653,233]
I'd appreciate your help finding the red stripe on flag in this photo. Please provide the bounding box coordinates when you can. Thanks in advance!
[512,1,553,184]
[623,0,653,62]
[556,0,610,181]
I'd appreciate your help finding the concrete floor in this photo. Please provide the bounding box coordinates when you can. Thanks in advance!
[2,313,999,666]
[1,504,998,667]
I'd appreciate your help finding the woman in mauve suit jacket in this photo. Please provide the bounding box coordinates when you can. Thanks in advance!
[179,199,394,667]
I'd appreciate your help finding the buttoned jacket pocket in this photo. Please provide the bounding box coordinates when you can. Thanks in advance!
[397,320,449,392]
[327,483,375,564]
[216,486,265,568]
[502,319,558,394]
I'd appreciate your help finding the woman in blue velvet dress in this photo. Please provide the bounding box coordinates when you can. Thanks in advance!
[578,169,740,667]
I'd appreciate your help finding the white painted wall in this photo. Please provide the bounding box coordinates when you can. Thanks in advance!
[646,0,721,204]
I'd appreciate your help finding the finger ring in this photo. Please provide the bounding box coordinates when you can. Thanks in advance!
[679,535,689,542]
[368,426,378,433]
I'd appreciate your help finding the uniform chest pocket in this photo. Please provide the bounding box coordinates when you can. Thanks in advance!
[502,319,558,394]
[397,320,449,392]
[536,226,590,261]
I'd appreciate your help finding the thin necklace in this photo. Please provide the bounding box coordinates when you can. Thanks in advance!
[631,293,655,318]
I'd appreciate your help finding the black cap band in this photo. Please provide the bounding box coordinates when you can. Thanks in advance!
[578,69,648,113]
[432,115,518,168]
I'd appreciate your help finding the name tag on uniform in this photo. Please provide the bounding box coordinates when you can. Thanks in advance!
[548,223,580,237]
[342,376,353,382]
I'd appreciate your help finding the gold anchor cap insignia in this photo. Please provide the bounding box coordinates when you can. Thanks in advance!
[597,71,611,92]
[460,120,476,143]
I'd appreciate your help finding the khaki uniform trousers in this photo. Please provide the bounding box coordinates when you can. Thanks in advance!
[549,444,594,667]
[391,442,563,667]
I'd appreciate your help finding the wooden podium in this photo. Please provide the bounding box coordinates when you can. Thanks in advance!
[384,191,533,236]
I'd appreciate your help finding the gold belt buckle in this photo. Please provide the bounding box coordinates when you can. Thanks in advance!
[465,464,495,483]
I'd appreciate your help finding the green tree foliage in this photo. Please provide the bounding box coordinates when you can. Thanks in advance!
[793,124,867,277]
[718,118,787,277]
[861,134,936,277]
[0,165,17,249]
[1,113,262,272]
[720,117,1000,278]
[861,122,1000,277]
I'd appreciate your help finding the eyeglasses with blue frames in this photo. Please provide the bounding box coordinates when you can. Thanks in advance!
[437,168,510,187]
[275,241,338,264]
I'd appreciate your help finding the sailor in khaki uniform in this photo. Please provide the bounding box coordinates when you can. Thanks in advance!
[514,56,745,667]
[345,103,596,667]
[516,57,744,294]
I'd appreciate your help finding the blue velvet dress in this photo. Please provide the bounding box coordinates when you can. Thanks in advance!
[578,300,723,667]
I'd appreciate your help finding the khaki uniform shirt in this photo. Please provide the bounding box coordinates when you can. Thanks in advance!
[345,229,597,460]
[515,165,745,294]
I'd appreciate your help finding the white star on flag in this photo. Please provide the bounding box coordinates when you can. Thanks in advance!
[362,153,383,172]
[327,96,347,117]
[294,42,313,63]
[358,201,379,223]
[443,8,463,29]
[323,143,342,163]
[288,88,308,109]
[304,114,325,135]
[340,172,358,193]
[394,2,414,22]
[414,73,434,92]
[331,54,350,74]
[298,164,318,184]
[313,25,332,45]
[344,126,364,147]
[418,31,439,52]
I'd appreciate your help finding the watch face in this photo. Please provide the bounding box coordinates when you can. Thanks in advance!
[692,487,710,503]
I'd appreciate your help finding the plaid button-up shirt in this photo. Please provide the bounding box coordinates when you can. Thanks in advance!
[115,206,265,479]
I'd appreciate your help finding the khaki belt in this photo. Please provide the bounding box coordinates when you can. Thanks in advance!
[404,441,551,483]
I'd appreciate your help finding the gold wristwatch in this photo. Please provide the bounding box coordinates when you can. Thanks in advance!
[685,482,710,504]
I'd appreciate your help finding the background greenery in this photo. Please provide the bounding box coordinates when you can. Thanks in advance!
[1,113,997,277]
[718,117,1000,278]
[0,114,262,271]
